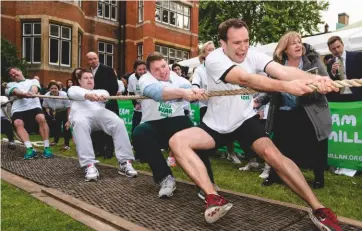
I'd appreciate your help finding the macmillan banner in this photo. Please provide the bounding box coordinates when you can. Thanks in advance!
[327,101,362,170]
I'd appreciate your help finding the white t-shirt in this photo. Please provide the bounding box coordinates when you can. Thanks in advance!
[192,64,208,108]
[43,91,71,110]
[6,79,42,115]
[67,86,109,120]
[139,71,191,122]
[127,73,142,112]
[117,80,125,94]
[1,96,9,118]
[203,48,272,133]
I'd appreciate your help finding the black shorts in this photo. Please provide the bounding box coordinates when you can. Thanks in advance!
[12,108,44,132]
[199,115,268,150]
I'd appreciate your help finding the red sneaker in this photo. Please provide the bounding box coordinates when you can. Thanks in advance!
[309,208,341,231]
[204,194,233,224]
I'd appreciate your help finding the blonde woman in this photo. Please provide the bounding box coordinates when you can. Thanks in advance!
[263,31,331,189]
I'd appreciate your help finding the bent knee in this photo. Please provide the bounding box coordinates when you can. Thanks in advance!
[169,131,189,151]
[13,119,24,128]
[36,114,46,124]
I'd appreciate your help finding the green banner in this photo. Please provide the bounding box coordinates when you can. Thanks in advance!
[328,101,362,170]
[117,100,134,137]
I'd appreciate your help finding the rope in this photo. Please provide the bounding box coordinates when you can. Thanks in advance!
[5,79,362,101]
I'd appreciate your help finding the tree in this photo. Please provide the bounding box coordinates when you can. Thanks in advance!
[1,38,29,82]
[199,1,329,46]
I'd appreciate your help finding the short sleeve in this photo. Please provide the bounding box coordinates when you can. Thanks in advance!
[206,48,236,83]
[6,82,17,96]
[31,79,41,89]
[250,51,273,73]
[192,66,202,87]
[138,73,158,95]
[127,76,135,93]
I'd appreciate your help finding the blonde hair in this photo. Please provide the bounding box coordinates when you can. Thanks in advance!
[273,31,305,63]
[199,41,215,63]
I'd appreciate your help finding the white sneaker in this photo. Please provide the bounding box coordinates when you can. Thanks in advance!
[118,161,138,177]
[158,175,176,198]
[227,152,241,164]
[259,164,270,179]
[239,163,251,171]
[85,164,99,181]
[167,157,177,167]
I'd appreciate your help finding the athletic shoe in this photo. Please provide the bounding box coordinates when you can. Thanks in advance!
[239,159,260,171]
[167,156,177,167]
[118,161,138,177]
[259,164,271,179]
[50,142,57,146]
[204,194,233,224]
[42,147,54,158]
[8,141,16,150]
[85,164,99,181]
[198,184,220,202]
[158,175,176,198]
[309,208,341,231]
[62,146,70,151]
[24,148,37,160]
[227,152,241,164]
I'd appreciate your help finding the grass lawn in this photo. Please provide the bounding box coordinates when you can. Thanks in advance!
[3,134,362,222]
[1,180,93,231]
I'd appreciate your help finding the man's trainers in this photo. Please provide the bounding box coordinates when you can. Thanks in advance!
[204,194,233,224]
[118,161,138,177]
[8,141,16,150]
[198,184,220,203]
[227,152,241,164]
[62,146,70,151]
[167,156,177,167]
[85,164,99,181]
[42,147,54,158]
[309,208,341,231]
[24,148,37,160]
[158,175,176,198]
[259,164,271,179]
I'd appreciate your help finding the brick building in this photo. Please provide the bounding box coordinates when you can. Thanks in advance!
[1,0,199,85]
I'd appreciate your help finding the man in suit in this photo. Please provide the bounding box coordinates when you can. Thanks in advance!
[326,36,362,102]
[86,52,119,158]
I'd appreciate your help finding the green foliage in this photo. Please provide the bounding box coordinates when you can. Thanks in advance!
[199,1,329,46]
[1,38,29,82]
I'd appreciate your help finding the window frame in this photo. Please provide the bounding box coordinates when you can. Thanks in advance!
[22,22,41,64]
[98,41,114,67]
[48,23,72,67]
[78,33,82,67]
[155,0,190,30]
[97,0,118,21]
[155,44,189,64]
[138,0,144,23]
[137,44,143,60]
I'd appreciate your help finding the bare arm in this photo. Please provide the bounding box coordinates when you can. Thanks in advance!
[162,87,188,101]
[265,62,318,81]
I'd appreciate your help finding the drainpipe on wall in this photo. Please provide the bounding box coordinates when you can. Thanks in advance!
[118,1,126,76]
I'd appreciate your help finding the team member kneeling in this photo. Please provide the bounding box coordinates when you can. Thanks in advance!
[68,69,138,181]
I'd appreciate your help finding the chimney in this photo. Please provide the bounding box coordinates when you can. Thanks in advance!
[324,23,329,33]
[338,13,349,26]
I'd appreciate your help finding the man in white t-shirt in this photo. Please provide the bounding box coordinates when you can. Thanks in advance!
[6,67,53,160]
[132,52,215,199]
[68,69,138,181]
[127,60,147,133]
[169,19,341,230]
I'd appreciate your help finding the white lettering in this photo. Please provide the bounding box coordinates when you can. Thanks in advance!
[329,130,362,144]
[341,115,357,127]
[354,132,362,144]
[331,114,340,126]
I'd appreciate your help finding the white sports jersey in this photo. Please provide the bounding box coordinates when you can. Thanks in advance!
[6,79,42,115]
[67,86,110,120]
[203,48,272,133]
[192,64,208,108]
[139,71,191,122]
[127,73,142,112]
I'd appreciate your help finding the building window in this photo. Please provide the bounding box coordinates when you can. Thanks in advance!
[155,0,190,30]
[22,22,41,64]
[137,44,143,60]
[155,45,189,64]
[49,24,72,67]
[98,0,117,21]
[78,33,82,67]
[77,0,82,7]
[138,0,144,23]
[98,41,113,67]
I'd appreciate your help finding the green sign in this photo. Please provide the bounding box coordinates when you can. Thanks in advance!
[328,101,362,170]
[117,100,134,137]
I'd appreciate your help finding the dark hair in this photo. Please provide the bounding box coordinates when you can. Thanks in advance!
[7,66,20,75]
[48,81,60,90]
[66,78,74,88]
[327,36,343,47]
[71,67,83,86]
[78,69,93,80]
[133,60,146,70]
[146,52,165,70]
[218,18,249,42]
[172,63,182,71]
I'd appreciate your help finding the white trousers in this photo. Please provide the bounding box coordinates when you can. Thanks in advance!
[70,108,134,167]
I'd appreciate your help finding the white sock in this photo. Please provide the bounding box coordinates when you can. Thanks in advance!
[24,141,32,149]
[43,140,49,148]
